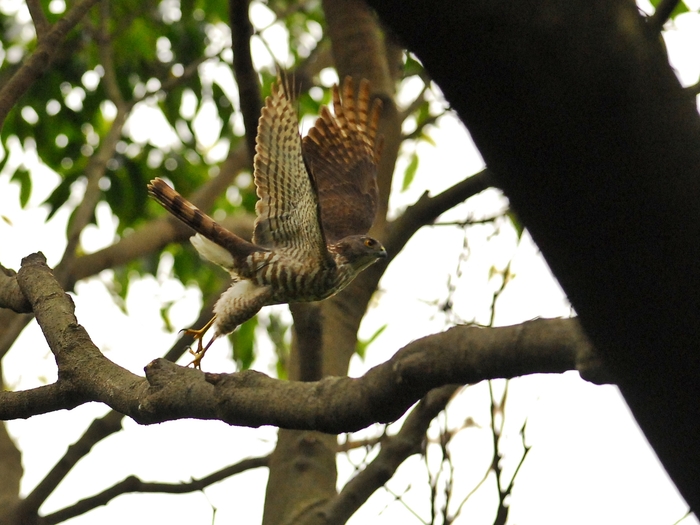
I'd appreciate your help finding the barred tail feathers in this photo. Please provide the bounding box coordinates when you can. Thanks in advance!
[147,178,262,265]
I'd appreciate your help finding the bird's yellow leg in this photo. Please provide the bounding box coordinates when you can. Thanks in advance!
[182,316,216,368]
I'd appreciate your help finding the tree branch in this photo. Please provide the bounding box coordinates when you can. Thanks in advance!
[65,143,251,286]
[317,385,460,524]
[26,0,50,38]
[54,106,128,284]
[16,411,125,520]
[647,0,680,33]
[1,252,605,430]
[39,456,269,524]
[0,0,99,131]
[229,0,262,162]
[384,169,496,260]
[365,0,700,509]
[0,265,31,314]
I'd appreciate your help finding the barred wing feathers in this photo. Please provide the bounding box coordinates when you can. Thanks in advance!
[302,77,383,243]
[252,78,331,266]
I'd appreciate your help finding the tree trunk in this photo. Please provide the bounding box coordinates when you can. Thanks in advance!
[367,0,700,511]
[261,1,401,522]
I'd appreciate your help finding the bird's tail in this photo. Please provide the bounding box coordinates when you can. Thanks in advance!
[147,178,261,260]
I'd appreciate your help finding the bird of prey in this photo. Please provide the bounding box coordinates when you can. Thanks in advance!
[148,76,386,368]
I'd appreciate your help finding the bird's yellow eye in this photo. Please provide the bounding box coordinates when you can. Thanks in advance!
[364,238,373,247]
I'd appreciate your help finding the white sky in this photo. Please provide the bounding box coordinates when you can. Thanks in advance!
[0,2,699,524]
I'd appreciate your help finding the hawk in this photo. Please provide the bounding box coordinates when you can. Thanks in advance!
[148,76,386,368]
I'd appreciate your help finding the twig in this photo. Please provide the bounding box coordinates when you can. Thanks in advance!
[648,0,680,32]
[489,380,508,525]
[318,385,459,523]
[39,455,269,524]
[385,168,496,261]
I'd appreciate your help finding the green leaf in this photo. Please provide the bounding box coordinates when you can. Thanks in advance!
[230,316,257,370]
[159,302,176,332]
[10,167,32,208]
[266,312,290,379]
[404,53,424,77]
[212,82,234,137]
[506,209,524,240]
[420,132,436,147]
[649,0,689,19]
[43,171,80,219]
[356,324,387,360]
[107,266,130,314]
[402,151,419,192]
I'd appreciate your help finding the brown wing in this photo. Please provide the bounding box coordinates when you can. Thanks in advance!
[301,77,383,243]
[147,178,262,263]
[252,76,331,265]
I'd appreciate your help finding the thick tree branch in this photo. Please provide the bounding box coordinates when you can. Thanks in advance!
[139,315,593,430]
[1,252,603,429]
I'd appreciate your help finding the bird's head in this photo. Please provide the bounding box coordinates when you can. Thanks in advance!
[331,235,387,272]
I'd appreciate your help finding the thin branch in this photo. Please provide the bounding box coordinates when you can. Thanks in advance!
[54,108,128,284]
[384,168,496,260]
[17,411,125,519]
[39,455,269,524]
[97,0,125,109]
[433,214,504,228]
[671,510,693,525]
[449,462,491,522]
[26,0,50,38]
[230,0,262,162]
[647,0,680,32]
[0,0,100,131]
[489,381,508,525]
[503,419,531,496]
[381,485,428,524]
[318,385,459,524]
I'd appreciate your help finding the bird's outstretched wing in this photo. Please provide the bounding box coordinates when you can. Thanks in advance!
[148,178,262,269]
[302,77,383,243]
[252,76,331,266]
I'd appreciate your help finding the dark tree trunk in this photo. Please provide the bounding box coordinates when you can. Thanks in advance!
[367,0,700,512]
